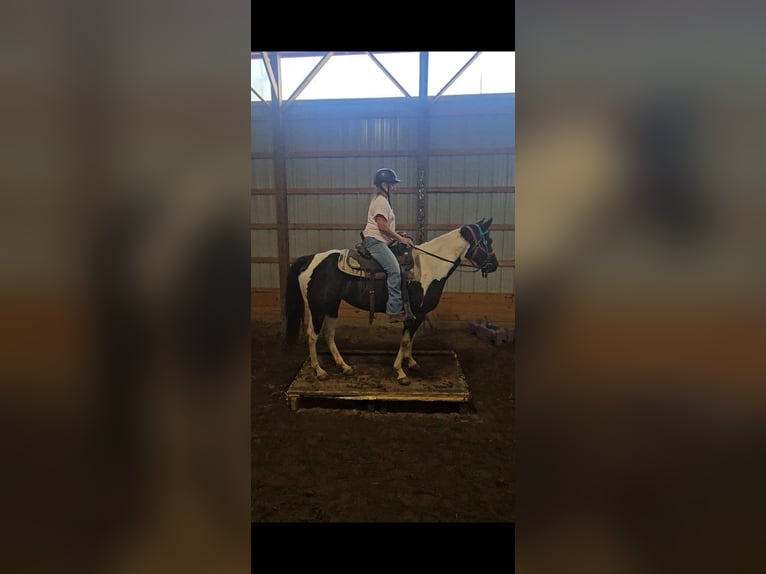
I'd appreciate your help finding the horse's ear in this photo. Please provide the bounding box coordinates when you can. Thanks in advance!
[477,217,486,225]
[483,217,492,228]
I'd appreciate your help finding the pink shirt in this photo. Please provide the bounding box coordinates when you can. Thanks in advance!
[363,193,395,244]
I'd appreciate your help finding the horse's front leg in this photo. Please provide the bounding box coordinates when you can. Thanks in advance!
[393,329,414,385]
[323,316,353,375]
[405,329,420,371]
[403,319,424,372]
[306,316,328,380]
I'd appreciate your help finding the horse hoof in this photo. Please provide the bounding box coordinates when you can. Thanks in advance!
[342,367,353,376]
[398,377,410,386]
[317,372,328,381]
[408,363,421,372]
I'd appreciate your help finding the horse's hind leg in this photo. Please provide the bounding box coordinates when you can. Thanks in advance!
[323,316,353,375]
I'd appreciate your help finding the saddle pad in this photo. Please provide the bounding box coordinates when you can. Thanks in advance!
[337,249,382,278]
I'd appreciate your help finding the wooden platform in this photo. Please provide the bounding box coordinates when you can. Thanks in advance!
[285,350,470,411]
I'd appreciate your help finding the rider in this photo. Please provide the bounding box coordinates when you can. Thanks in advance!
[362,168,415,323]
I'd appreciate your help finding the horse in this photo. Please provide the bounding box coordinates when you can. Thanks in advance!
[284,218,499,385]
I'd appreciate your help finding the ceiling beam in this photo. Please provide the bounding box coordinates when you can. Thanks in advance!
[432,51,482,103]
[250,86,266,103]
[282,52,334,110]
[261,51,280,103]
[367,52,412,98]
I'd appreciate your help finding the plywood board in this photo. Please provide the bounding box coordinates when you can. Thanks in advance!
[285,350,470,411]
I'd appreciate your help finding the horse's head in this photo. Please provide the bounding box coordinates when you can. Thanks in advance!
[460,218,499,278]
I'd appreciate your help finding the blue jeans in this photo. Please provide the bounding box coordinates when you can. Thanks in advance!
[363,236,403,315]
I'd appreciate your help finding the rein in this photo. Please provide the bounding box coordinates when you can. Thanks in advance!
[410,244,482,273]
[410,244,455,264]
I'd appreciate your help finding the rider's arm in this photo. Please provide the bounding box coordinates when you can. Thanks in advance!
[374,215,412,245]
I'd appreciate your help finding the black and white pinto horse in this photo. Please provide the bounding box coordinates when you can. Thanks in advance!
[285,218,499,385]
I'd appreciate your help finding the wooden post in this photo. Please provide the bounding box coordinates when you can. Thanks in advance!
[416,51,430,245]
[270,53,291,333]
[418,52,432,329]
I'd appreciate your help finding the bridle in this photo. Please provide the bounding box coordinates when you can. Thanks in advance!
[411,223,496,278]
[462,223,497,277]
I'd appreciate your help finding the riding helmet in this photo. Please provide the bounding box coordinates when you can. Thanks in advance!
[373,168,401,186]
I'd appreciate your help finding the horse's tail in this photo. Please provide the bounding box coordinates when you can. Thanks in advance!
[285,254,314,343]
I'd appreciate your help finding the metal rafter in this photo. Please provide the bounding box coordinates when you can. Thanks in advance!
[367,52,412,98]
[250,86,266,103]
[253,51,497,106]
[282,52,334,110]
[432,51,482,103]
[261,51,280,102]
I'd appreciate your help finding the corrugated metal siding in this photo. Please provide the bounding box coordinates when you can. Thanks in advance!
[286,194,368,226]
[250,116,273,153]
[285,117,418,153]
[250,195,275,223]
[430,114,515,148]
[427,95,514,294]
[251,159,273,188]
[289,230,358,259]
[251,94,514,294]
[250,229,277,257]
[251,263,279,289]
[286,158,417,188]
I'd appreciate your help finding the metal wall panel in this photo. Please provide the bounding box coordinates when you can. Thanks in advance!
[251,195,276,223]
[289,231,360,258]
[285,191,416,230]
[285,117,418,153]
[424,95,515,295]
[251,95,514,294]
[285,194,371,226]
[427,156,513,188]
[430,115,515,149]
[251,159,273,188]
[391,193,416,226]
[251,263,279,289]
[250,117,273,153]
[250,229,277,257]
[285,157,418,189]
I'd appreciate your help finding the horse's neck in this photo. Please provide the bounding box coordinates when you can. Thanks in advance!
[419,229,468,260]
[416,229,469,278]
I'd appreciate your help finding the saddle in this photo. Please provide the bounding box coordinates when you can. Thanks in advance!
[336,233,415,324]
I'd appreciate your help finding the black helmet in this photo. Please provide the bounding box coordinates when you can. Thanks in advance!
[373,168,401,186]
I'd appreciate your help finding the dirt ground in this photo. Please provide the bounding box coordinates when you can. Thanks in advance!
[251,318,514,523]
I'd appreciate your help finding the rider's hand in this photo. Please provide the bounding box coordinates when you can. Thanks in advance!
[399,236,414,247]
